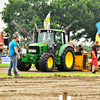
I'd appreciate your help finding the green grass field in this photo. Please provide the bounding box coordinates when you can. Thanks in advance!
[0,64,35,67]
[0,63,10,67]
[0,72,100,77]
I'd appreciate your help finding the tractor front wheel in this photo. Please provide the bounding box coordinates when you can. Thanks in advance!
[39,52,55,72]
[35,63,40,71]
[17,59,31,71]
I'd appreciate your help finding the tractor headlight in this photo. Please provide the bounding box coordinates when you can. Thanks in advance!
[29,49,36,53]
[21,49,27,54]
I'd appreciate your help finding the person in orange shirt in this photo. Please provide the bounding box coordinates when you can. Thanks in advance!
[0,29,7,49]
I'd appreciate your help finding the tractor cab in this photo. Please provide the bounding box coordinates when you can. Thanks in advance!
[37,30,54,50]
[35,29,67,52]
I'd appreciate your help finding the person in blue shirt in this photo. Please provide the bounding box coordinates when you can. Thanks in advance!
[8,35,20,77]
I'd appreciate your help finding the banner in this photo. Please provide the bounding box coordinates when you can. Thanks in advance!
[12,20,33,39]
[35,23,38,30]
[63,24,72,31]
[1,56,10,64]
[12,20,29,35]
[96,22,100,33]
[44,12,51,29]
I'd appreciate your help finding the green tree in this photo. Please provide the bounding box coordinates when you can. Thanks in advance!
[69,0,100,41]
[50,0,100,41]
[1,0,49,37]
[1,0,100,42]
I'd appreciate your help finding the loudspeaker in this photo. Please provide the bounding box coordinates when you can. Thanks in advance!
[4,38,9,46]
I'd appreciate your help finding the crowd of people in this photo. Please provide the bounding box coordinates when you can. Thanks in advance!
[0,44,26,57]
[75,44,84,53]
[67,41,84,53]
[0,46,9,56]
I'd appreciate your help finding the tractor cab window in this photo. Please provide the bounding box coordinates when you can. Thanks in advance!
[38,31,54,49]
[55,32,64,46]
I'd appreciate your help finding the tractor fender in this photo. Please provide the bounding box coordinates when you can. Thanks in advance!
[58,44,74,57]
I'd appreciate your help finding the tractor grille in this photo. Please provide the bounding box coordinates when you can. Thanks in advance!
[29,46,40,54]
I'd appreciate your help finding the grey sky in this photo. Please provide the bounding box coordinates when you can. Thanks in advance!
[0,0,8,31]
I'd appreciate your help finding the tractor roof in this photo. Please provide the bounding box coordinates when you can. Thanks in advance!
[38,29,66,33]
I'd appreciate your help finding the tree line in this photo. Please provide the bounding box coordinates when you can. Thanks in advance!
[1,0,100,42]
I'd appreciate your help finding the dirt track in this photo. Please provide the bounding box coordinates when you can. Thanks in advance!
[0,75,100,100]
[0,67,89,74]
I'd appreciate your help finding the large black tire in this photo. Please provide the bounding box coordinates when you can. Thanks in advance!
[35,63,40,71]
[57,65,65,71]
[39,52,56,72]
[17,59,31,71]
[57,48,75,71]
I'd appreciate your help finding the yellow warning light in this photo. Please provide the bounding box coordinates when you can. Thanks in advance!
[55,44,57,46]
[61,26,64,29]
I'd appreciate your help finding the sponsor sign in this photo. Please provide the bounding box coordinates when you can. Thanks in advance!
[1,56,10,64]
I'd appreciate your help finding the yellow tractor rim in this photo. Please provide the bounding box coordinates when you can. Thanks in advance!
[65,52,73,68]
[47,57,53,68]
[24,64,29,67]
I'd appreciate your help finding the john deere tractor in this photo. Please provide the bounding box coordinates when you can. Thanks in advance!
[17,29,75,72]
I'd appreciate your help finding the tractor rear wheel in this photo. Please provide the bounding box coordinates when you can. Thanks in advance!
[35,63,40,71]
[39,52,55,72]
[58,48,75,71]
[17,59,31,71]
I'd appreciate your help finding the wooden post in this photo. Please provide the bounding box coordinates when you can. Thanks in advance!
[63,92,68,100]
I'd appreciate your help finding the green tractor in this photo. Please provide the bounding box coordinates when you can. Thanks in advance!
[17,29,75,72]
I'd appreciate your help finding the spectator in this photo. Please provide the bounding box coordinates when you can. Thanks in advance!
[24,37,27,48]
[0,46,3,55]
[66,41,75,48]
[17,42,20,52]
[20,45,25,55]
[0,29,7,49]
[91,41,99,73]
[20,45,24,50]
[8,34,21,77]
[78,44,84,54]
[0,46,3,63]
[75,46,78,52]
[3,47,8,56]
